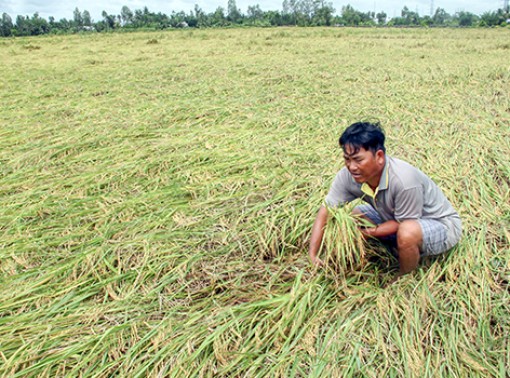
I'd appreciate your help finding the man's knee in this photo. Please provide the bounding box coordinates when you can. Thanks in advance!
[397,220,423,249]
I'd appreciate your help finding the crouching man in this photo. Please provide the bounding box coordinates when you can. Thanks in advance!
[308,122,462,281]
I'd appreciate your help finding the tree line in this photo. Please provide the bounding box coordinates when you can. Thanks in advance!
[1,1,509,37]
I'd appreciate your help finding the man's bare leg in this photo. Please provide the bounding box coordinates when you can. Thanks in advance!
[393,220,423,281]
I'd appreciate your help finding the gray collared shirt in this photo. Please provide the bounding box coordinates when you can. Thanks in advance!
[325,156,462,244]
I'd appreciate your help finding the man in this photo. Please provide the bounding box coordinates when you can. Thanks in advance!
[308,122,462,280]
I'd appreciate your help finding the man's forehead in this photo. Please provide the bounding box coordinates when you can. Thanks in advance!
[343,145,367,156]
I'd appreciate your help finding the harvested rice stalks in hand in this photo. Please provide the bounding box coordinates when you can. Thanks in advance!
[319,206,372,279]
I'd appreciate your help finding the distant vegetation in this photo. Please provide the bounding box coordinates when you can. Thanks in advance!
[1,1,510,37]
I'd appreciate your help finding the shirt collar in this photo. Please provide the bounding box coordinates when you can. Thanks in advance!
[360,157,389,198]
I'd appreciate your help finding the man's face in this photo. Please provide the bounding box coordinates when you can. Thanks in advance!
[343,145,385,185]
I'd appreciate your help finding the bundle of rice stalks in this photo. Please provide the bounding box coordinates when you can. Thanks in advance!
[319,206,372,280]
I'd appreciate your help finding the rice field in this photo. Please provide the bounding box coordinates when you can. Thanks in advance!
[0,27,509,377]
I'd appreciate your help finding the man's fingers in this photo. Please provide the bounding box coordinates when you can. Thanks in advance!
[312,257,324,267]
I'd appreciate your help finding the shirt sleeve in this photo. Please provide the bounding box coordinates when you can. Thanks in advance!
[394,186,423,221]
[324,169,357,207]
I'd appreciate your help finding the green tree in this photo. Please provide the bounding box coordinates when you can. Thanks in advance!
[211,7,227,26]
[0,13,13,36]
[54,18,72,32]
[401,6,420,25]
[420,15,433,27]
[169,11,184,27]
[247,4,264,21]
[28,13,49,35]
[15,15,28,35]
[132,6,153,26]
[454,11,478,26]
[132,9,144,26]
[341,5,373,26]
[264,10,284,25]
[121,6,133,25]
[479,9,507,26]
[312,0,334,26]
[288,0,300,25]
[432,7,451,25]
[298,0,313,25]
[281,0,296,24]
[376,11,387,25]
[194,5,209,27]
[390,6,420,26]
[14,13,48,36]
[341,5,360,25]
[82,10,92,26]
[73,7,83,27]
[282,0,291,19]
[101,10,117,30]
[227,0,242,23]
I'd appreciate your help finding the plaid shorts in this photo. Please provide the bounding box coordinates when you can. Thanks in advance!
[355,205,450,256]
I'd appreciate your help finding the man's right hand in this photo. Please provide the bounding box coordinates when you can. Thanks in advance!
[310,255,324,267]
[308,206,329,267]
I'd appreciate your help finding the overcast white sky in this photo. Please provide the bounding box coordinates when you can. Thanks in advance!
[0,0,504,21]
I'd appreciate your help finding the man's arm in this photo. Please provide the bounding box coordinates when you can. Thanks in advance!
[362,220,399,238]
[308,205,329,266]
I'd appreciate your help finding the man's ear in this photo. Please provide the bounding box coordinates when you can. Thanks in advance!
[375,150,385,165]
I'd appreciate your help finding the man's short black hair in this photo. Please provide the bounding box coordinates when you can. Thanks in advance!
[339,122,386,154]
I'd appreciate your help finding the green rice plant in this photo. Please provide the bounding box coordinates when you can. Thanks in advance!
[319,205,372,282]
